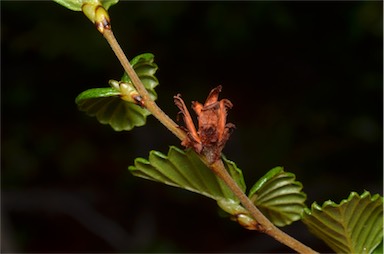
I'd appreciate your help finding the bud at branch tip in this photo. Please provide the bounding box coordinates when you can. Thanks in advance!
[82,3,111,34]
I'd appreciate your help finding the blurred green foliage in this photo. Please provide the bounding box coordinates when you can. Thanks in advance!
[2,1,382,253]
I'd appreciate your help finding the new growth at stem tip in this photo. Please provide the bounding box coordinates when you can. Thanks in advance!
[82,3,111,34]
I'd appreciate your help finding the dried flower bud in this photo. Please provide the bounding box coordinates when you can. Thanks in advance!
[174,85,235,164]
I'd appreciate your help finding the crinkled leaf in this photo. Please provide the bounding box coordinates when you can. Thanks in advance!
[248,167,306,227]
[128,147,259,229]
[53,0,118,11]
[75,53,158,131]
[302,191,383,254]
[129,146,245,201]
[75,88,149,131]
[121,53,159,100]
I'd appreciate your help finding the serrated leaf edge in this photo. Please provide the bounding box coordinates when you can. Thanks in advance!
[129,146,245,202]
[248,167,307,227]
[303,190,383,254]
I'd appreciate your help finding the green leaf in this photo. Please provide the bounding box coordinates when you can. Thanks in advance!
[75,53,158,131]
[302,191,383,254]
[248,167,307,227]
[372,241,383,254]
[101,0,119,10]
[53,0,83,11]
[129,146,266,230]
[129,146,245,202]
[121,53,159,100]
[53,0,118,11]
[75,87,149,131]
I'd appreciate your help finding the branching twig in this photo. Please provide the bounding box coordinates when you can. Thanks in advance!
[92,8,318,254]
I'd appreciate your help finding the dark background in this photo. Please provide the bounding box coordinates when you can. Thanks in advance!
[2,1,382,253]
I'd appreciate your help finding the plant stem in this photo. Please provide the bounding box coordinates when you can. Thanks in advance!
[102,28,187,141]
[210,160,318,254]
[100,21,317,254]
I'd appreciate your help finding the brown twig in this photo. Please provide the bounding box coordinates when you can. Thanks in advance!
[209,160,318,254]
[93,10,318,254]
